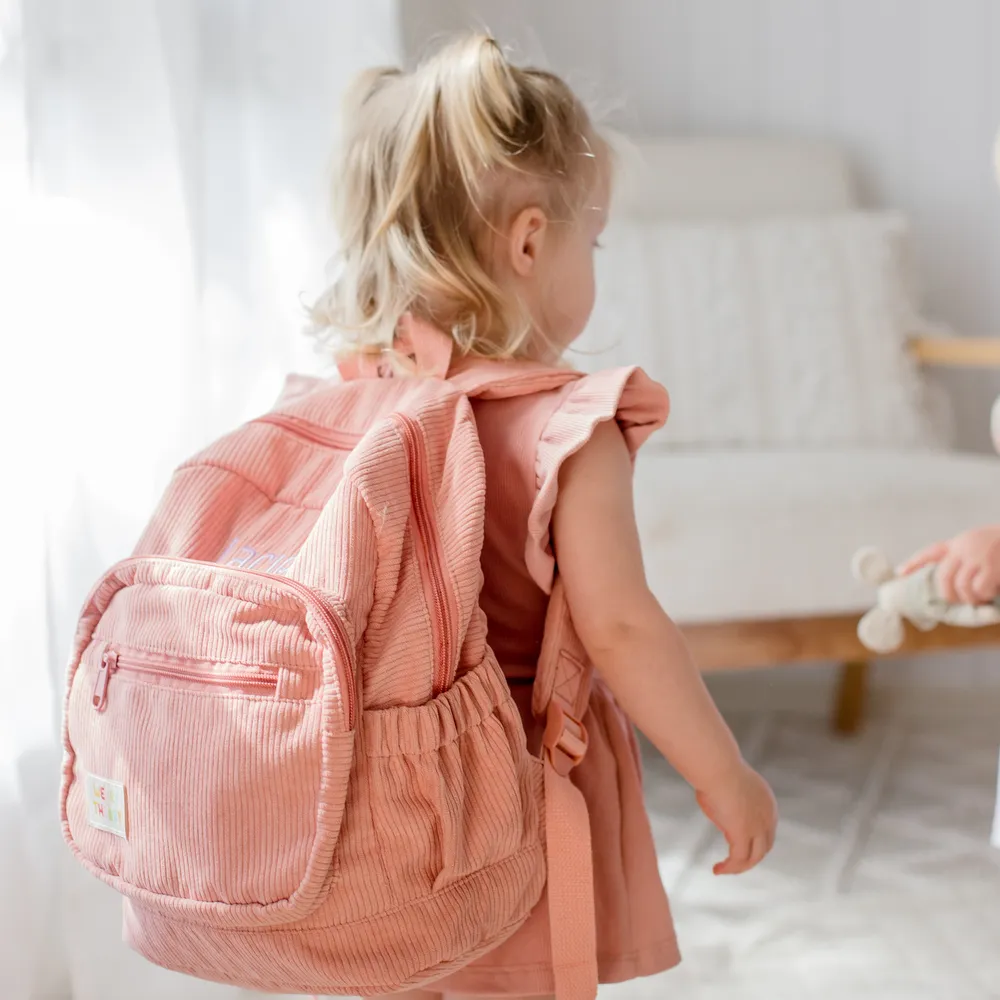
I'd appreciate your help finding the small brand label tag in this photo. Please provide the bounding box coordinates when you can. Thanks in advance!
[84,773,127,839]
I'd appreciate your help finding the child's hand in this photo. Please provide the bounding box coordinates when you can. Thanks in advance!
[898,525,1000,604]
[695,761,778,875]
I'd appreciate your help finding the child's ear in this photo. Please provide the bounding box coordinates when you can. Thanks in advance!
[508,206,548,277]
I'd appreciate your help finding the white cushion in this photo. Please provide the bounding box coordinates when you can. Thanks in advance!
[580,212,948,450]
[612,138,856,220]
[634,448,1000,624]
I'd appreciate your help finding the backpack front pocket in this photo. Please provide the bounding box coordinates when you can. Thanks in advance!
[62,556,356,928]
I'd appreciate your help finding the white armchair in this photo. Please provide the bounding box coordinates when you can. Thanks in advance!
[580,138,1000,731]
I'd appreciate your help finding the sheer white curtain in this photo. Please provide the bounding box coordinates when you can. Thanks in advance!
[0,2,400,997]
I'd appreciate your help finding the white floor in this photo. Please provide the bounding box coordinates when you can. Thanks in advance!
[605,706,1000,1000]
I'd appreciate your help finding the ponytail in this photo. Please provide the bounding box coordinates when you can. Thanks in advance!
[310,34,604,362]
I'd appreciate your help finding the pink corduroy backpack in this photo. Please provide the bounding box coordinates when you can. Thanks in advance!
[60,327,605,998]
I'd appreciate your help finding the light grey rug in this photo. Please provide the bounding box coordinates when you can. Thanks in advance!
[604,711,1000,999]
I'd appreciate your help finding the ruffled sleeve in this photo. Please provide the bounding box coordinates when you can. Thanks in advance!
[525,367,669,594]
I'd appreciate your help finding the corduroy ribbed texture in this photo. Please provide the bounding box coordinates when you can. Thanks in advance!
[62,372,559,995]
[61,363,670,997]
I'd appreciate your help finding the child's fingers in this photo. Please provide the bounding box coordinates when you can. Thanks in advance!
[954,562,981,605]
[713,834,751,875]
[898,542,947,576]
[972,568,999,604]
[714,828,776,875]
[748,834,769,870]
[713,855,742,876]
[936,555,961,603]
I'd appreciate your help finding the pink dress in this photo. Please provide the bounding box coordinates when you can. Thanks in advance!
[435,369,681,997]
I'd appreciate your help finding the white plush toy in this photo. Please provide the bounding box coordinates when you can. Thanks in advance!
[852,546,1000,654]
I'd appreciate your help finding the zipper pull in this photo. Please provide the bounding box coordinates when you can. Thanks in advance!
[92,650,118,712]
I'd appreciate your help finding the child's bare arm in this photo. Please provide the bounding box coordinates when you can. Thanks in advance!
[552,421,739,788]
[552,421,776,873]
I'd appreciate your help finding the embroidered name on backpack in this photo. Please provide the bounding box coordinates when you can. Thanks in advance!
[85,773,127,839]
[218,538,295,576]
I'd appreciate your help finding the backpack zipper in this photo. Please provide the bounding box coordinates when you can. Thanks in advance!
[253,413,362,450]
[390,413,455,697]
[92,649,279,711]
[95,557,356,730]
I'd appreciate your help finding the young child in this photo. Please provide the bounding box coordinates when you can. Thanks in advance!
[311,35,778,1000]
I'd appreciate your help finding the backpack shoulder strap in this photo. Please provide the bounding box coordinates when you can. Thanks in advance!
[331,310,583,401]
[453,354,600,998]
[526,365,669,1000]
[535,577,598,999]
[447,359,582,400]
[535,578,592,730]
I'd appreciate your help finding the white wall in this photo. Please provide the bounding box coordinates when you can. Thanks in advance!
[403,0,1000,449]
[403,1,1000,696]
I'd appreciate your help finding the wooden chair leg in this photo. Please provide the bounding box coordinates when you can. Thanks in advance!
[834,660,869,734]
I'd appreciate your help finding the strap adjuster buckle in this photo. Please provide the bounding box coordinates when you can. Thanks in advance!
[542,701,589,777]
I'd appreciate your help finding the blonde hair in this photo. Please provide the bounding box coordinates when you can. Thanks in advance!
[308,34,605,362]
